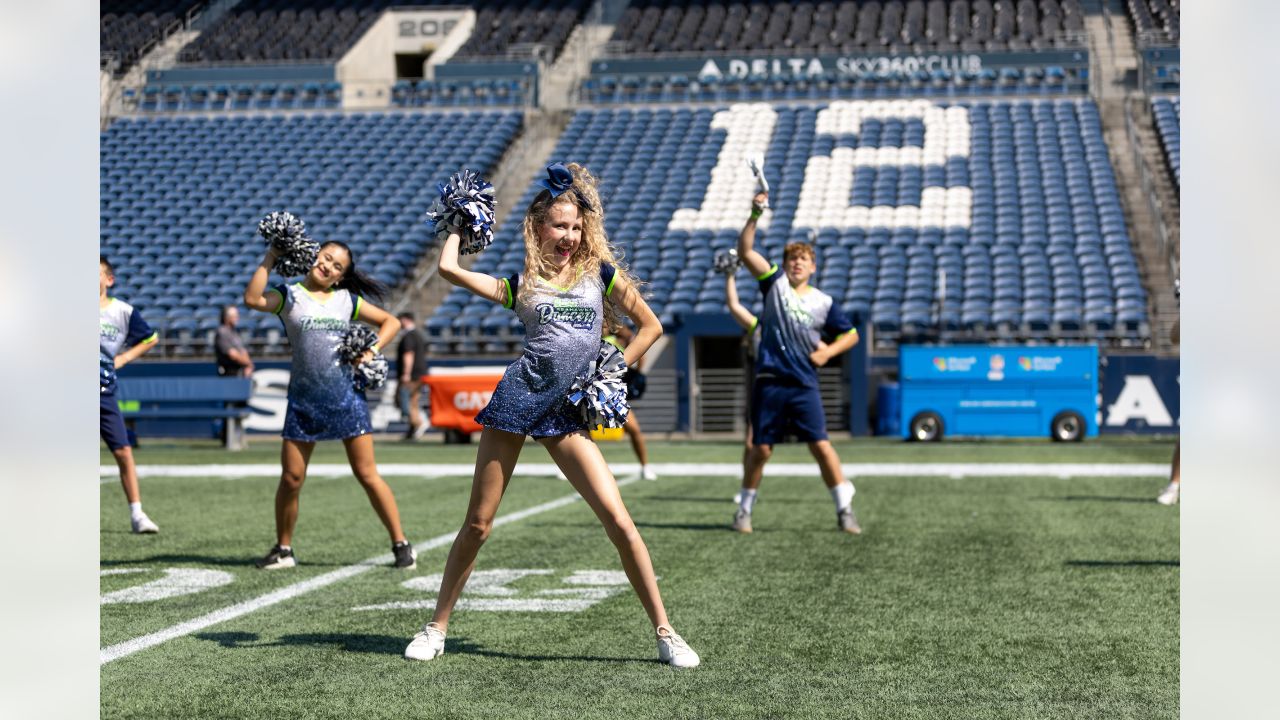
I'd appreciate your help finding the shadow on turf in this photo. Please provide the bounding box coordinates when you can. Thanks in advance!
[534,520,749,533]
[645,495,816,505]
[1032,495,1156,504]
[194,631,652,663]
[100,554,257,567]
[1065,560,1180,568]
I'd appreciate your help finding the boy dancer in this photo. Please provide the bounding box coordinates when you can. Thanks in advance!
[733,193,862,534]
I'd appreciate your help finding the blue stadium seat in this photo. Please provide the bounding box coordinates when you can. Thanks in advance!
[100,109,525,353]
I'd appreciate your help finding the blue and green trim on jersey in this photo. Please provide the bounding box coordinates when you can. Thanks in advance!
[753,263,855,387]
[501,264,618,310]
[270,283,364,320]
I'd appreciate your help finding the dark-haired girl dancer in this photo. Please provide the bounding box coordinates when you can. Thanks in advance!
[243,241,416,570]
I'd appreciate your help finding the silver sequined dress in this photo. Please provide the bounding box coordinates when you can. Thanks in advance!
[474,265,617,438]
[274,282,372,441]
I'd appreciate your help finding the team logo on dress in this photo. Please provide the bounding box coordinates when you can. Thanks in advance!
[299,316,347,332]
[535,302,596,330]
[100,322,121,341]
[781,290,815,325]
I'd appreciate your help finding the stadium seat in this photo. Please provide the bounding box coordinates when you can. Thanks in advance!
[100,109,524,355]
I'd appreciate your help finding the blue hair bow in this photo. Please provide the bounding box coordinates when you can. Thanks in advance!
[538,162,575,198]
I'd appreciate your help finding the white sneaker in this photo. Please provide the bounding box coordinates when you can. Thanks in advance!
[404,622,446,661]
[412,422,429,439]
[1156,482,1180,506]
[656,625,700,668]
[131,513,159,534]
[641,466,658,481]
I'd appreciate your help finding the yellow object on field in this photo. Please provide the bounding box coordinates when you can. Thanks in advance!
[590,425,624,441]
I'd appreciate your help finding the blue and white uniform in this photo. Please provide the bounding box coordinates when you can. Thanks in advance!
[751,265,856,445]
[475,264,617,438]
[100,298,156,450]
[273,283,373,442]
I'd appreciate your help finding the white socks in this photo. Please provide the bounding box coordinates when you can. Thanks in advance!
[830,481,855,512]
[739,489,758,513]
[129,502,145,521]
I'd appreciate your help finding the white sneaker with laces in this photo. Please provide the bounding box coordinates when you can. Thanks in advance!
[641,465,658,481]
[656,625,700,668]
[131,513,159,534]
[404,622,446,661]
[1156,482,1179,506]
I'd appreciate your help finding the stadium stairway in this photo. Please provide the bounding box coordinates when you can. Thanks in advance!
[1133,96,1179,263]
[101,0,243,127]
[1087,8,1178,352]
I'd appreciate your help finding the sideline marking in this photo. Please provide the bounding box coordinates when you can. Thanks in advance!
[102,462,1170,482]
[100,479,634,665]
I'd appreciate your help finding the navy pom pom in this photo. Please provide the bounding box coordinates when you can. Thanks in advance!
[713,248,742,276]
[567,341,631,429]
[426,169,496,255]
[335,324,389,391]
[258,211,319,277]
[100,351,117,395]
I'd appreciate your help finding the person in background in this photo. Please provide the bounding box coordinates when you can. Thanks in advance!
[1158,311,1180,506]
[724,268,761,504]
[214,305,254,378]
[605,323,656,481]
[396,312,429,440]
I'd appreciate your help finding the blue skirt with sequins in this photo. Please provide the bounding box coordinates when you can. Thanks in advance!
[474,377,587,439]
[282,392,372,442]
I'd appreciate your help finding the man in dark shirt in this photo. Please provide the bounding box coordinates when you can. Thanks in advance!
[214,305,253,377]
[396,312,429,439]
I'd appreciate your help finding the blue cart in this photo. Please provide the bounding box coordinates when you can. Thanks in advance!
[899,345,1099,441]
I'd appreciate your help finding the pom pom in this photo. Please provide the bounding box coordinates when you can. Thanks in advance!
[566,341,631,429]
[335,324,389,392]
[426,169,496,255]
[258,211,319,277]
[100,351,117,395]
[714,248,742,276]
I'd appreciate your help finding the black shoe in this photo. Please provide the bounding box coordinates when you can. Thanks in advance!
[837,507,862,535]
[256,544,296,569]
[392,541,417,570]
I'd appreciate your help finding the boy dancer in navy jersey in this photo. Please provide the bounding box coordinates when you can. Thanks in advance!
[99,256,160,533]
[732,192,862,534]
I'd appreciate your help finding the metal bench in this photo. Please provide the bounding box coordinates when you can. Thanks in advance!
[117,377,253,450]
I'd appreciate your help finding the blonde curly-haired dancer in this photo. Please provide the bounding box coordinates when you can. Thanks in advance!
[404,163,700,668]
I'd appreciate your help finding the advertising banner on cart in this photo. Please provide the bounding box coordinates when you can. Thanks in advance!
[1099,355,1179,434]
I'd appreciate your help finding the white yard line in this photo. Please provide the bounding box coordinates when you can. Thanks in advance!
[100,479,634,665]
[102,462,1170,482]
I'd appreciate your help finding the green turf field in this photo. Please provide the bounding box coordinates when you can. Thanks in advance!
[101,438,1178,719]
